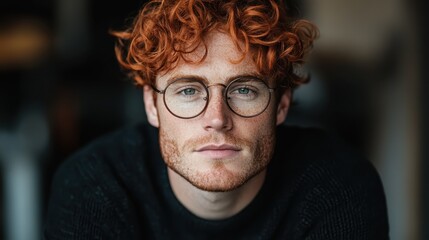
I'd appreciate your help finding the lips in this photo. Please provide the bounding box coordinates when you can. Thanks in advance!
[196,144,241,151]
[195,144,241,158]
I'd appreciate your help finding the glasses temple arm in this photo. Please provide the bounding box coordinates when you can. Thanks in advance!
[151,85,165,94]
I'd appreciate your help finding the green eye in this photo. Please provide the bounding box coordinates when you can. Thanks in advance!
[181,88,196,95]
[238,88,250,94]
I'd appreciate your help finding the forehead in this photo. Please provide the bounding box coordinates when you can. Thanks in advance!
[156,31,259,86]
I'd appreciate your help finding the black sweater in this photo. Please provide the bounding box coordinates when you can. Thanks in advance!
[44,123,389,239]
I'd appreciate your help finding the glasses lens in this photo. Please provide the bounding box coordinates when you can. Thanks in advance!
[164,80,208,118]
[226,79,271,117]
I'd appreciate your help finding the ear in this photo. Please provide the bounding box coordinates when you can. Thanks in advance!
[276,89,292,126]
[143,85,159,128]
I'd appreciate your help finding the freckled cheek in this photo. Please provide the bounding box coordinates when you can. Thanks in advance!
[243,108,277,131]
[161,121,184,142]
[236,121,275,152]
[159,116,197,151]
[157,101,179,129]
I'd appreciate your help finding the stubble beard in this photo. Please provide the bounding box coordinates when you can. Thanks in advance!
[159,126,276,192]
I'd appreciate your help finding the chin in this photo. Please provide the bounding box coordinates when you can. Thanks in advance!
[189,179,246,192]
[176,166,263,192]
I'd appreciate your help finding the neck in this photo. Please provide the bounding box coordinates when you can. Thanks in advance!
[167,168,266,220]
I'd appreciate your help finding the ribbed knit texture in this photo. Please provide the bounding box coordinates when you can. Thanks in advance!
[44,123,389,239]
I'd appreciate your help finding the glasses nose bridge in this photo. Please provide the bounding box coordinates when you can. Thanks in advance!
[206,83,228,102]
[206,83,227,90]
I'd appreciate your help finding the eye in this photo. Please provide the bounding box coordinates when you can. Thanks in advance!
[237,88,251,94]
[180,88,196,95]
[229,85,257,97]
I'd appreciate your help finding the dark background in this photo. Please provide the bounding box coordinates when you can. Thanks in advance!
[0,0,427,239]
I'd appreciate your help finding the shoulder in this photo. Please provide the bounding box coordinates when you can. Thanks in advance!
[44,123,156,238]
[50,122,159,192]
[275,124,379,180]
[273,125,389,239]
[275,124,384,197]
[53,124,141,181]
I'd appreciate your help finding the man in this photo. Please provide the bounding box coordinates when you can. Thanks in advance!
[44,0,389,239]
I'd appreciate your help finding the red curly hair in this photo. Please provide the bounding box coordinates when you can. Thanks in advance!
[112,0,318,89]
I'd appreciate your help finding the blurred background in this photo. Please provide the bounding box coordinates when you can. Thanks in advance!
[0,0,427,239]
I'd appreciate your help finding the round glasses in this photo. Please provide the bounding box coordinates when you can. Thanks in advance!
[152,77,276,119]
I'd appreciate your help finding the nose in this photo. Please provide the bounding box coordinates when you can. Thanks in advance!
[201,85,232,131]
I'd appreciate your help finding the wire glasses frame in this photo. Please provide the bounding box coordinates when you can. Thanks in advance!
[151,77,277,119]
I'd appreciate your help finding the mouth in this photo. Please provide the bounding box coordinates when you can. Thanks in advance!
[194,144,241,159]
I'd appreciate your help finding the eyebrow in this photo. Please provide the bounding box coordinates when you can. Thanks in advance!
[165,73,266,86]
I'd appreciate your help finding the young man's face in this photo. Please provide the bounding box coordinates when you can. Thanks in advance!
[144,31,291,192]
